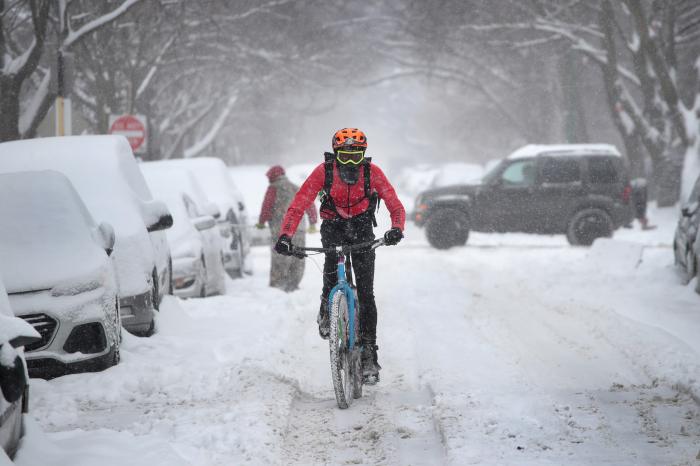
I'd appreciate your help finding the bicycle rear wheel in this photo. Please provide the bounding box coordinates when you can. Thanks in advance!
[329,290,355,409]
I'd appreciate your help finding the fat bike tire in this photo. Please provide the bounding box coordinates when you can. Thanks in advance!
[351,289,363,399]
[329,291,355,409]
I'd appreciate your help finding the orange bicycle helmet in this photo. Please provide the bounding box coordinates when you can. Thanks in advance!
[332,128,368,150]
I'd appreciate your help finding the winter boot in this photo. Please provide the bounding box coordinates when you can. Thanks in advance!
[317,307,329,340]
[361,344,381,385]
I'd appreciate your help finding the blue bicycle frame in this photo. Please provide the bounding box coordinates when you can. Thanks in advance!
[328,253,358,350]
[291,238,385,352]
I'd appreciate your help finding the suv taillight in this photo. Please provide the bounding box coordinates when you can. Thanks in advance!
[622,185,632,203]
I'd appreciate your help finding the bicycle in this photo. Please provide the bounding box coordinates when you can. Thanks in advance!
[291,238,386,409]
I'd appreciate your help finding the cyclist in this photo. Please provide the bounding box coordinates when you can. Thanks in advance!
[275,128,405,383]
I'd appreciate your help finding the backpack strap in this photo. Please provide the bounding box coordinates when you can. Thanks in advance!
[364,157,380,227]
[319,152,338,217]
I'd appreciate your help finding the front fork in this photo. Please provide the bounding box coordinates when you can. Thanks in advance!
[328,253,358,350]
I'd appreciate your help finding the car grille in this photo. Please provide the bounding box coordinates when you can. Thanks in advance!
[20,313,58,352]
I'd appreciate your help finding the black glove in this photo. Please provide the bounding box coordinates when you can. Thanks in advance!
[275,235,293,255]
[384,227,403,246]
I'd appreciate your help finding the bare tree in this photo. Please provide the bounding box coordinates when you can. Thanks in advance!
[0,0,146,142]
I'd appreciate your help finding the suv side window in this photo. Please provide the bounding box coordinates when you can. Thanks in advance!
[588,157,619,184]
[500,159,537,187]
[540,158,581,184]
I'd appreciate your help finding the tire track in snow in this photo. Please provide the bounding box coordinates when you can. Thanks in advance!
[281,384,446,466]
[280,292,447,466]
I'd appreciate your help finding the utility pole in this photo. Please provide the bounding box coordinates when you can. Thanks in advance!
[52,51,74,136]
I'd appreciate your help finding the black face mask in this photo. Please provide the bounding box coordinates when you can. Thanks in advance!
[337,161,360,185]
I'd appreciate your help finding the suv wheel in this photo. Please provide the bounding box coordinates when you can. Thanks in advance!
[425,208,469,250]
[566,208,613,246]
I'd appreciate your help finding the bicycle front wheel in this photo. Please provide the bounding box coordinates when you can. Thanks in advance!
[329,290,354,409]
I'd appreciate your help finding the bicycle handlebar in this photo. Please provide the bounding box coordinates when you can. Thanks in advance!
[290,238,386,258]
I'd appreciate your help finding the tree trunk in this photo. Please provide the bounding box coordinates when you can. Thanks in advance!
[655,148,684,206]
[559,51,589,143]
[0,77,21,141]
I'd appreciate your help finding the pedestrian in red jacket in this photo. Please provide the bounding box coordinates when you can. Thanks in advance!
[256,165,317,291]
[275,128,405,382]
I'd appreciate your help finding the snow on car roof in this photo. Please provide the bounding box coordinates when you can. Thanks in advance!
[507,144,622,160]
[0,136,152,232]
[0,171,106,293]
[154,158,243,212]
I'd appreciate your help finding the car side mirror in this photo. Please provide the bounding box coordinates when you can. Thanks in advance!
[203,202,221,220]
[0,347,28,404]
[193,216,216,231]
[142,200,174,232]
[96,222,116,256]
[148,213,174,232]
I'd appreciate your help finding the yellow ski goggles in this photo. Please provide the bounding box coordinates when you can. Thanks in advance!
[336,150,365,165]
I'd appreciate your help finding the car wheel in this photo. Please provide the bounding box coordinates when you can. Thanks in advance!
[681,249,696,285]
[151,269,160,311]
[199,254,207,297]
[691,252,700,293]
[112,344,121,365]
[228,232,245,279]
[143,318,156,337]
[566,208,613,246]
[425,208,469,250]
[113,298,121,365]
[167,257,174,295]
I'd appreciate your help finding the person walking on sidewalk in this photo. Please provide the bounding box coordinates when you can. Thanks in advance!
[256,165,318,292]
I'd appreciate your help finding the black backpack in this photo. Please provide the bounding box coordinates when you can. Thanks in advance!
[319,152,380,227]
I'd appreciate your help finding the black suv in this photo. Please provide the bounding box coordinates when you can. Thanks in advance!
[413,145,634,248]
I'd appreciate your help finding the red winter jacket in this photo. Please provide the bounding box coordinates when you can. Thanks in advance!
[279,162,405,238]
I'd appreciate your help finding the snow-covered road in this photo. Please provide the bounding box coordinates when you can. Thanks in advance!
[12,218,700,466]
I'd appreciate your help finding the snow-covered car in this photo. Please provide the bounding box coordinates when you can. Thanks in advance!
[0,277,39,461]
[141,164,227,298]
[156,158,250,277]
[0,171,120,379]
[674,173,700,289]
[0,136,173,336]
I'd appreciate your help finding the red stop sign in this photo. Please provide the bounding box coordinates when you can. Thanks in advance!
[109,115,146,152]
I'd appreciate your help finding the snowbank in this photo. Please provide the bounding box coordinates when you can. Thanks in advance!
[585,238,644,270]
[14,419,190,466]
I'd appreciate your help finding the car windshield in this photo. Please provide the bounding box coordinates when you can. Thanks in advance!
[0,171,95,246]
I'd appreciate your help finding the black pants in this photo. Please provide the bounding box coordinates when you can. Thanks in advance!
[320,212,377,345]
